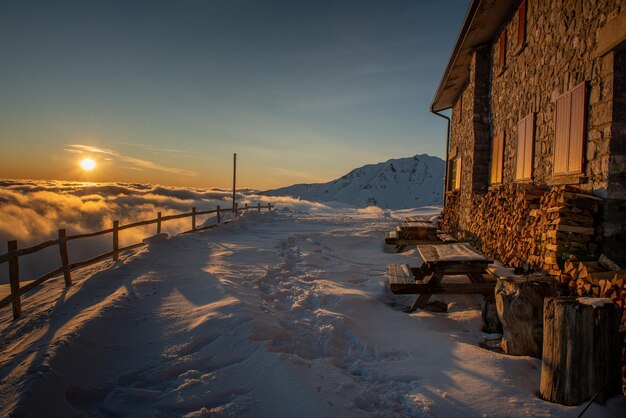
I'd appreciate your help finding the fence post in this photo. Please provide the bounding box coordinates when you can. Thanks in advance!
[157,212,162,234]
[216,206,221,224]
[258,202,261,212]
[8,240,21,320]
[244,203,248,212]
[192,207,197,232]
[269,204,272,211]
[112,221,119,261]
[58,229,72,287]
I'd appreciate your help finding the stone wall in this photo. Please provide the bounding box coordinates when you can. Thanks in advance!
[448,47,492,232]
[490,0,623,192]
[446,0,626,267]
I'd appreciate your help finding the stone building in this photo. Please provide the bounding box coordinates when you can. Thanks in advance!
[431,0,626,269]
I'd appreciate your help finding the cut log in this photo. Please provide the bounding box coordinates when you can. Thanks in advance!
[540,297,621,405]
[495,277,557,358]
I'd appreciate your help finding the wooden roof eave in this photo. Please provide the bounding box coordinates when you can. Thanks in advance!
[430,0,517,112]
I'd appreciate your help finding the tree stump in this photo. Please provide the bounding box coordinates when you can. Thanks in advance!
[495,278,556,358]
[540,297,621,405]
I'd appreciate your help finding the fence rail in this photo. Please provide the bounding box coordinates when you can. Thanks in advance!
[0,202,273,319]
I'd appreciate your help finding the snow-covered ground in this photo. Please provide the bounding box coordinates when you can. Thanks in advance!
[0,206,624,417]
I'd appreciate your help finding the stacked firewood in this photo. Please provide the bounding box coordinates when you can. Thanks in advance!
[441,185,603,275]
[462,184,545,269]
[534,186,603,276]
[440,190,460,235]
[561,258,626,315]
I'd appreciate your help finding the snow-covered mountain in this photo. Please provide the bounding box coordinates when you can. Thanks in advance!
[263,154,444,209]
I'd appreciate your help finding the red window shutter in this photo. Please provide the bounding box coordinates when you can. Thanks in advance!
[554,92,571,175]
[499,32,507,68]
[518,0,527,46]
[568,82,586,174]
[523,113,534,179]
[516,118,526,180]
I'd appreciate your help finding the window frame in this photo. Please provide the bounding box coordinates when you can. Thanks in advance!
[447,156,462,191]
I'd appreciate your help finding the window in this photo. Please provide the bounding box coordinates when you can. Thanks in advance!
[518,0,527,46]
[554,82,587,176]
[497,31,507,72]
[490,133,505,184]
[516,113,534,181]
[447,156,462,191]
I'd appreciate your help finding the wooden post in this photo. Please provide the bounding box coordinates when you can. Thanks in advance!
[232,153,237,215]
[157,212,162,234]
[216,206,221,224]
[244,203,248,212]
[192,207,197,231]
[540,297,621,405]
[58,229,72,287]
[8,240,21,320]
[258,202,261,212]
[112,221,119,261]
[268,204,272,211]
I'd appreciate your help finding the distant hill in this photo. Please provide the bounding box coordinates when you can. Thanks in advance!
[262,154,444,209]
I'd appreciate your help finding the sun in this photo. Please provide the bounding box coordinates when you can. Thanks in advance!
[80,158,96,171]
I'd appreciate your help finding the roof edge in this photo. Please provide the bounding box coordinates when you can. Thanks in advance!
[430,0,482,112]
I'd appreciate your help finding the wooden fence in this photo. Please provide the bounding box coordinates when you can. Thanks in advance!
[0,202,273,319]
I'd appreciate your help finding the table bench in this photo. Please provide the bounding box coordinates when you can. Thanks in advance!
[388,243,494,311]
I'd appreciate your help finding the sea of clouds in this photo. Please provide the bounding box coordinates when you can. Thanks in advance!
[0,179,331,283]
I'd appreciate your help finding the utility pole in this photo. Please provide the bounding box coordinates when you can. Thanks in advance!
[232,153,237,217]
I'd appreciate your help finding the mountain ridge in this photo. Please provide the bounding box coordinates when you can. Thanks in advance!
[263,154,444,209]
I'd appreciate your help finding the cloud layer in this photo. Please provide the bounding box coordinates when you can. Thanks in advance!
[0,179,263,282]
[0,179,367,284]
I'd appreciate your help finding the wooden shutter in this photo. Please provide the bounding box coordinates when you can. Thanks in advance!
[516,118,526,180]
[491,133,504,184]
[455,157,462,190]
[553,81,586,176]
[554,92,571,175]
[516,114,534,181]
[523,113,534,179]
[568,82,586,174]
[499,32,507,69]
[518,0,527,45]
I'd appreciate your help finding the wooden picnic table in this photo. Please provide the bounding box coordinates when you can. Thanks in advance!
[384,231,458,252]
[398,220,439,241]
[388,243,494,311]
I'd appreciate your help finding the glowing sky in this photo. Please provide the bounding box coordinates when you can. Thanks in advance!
[0,0,467,189]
